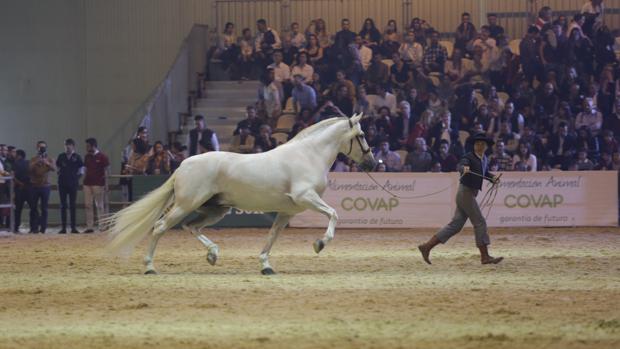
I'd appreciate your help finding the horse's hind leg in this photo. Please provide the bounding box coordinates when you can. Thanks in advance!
[144,205,190,274]
[182,206,230,266]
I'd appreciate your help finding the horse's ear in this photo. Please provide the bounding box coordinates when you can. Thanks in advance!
[350,113,363,125]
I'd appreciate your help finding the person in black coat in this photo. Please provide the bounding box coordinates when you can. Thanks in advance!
[418,133,503,265]
[189,115,220,156]
[56,139,84,234]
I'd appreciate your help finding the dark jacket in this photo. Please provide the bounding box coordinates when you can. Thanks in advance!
[56,152,84,188]
[458,152,495,191]
[189,128,215,156]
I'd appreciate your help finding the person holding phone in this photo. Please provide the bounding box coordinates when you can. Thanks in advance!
[28,141,56,233]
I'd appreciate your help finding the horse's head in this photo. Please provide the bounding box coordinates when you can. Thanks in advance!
[341,113,377,172]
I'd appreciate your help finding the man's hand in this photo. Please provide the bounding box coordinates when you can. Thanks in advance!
[462,165,470,174]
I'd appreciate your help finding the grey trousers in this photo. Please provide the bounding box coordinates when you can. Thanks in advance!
[436,184,491,246]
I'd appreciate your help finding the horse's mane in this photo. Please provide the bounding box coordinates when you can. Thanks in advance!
[287,116,348,144]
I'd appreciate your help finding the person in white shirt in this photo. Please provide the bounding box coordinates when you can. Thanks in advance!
[351,35,372,70]
[289,22,306,49]
[398,30,424,66]
[267,51,291,83]
[512,142,537,172]
[291,51,314,83]
[469,26,498,68]
[371,85,398,114]
[575,98,603,135]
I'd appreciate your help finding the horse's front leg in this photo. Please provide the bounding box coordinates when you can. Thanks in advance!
[293,190,338,254]
[259,213,291,275]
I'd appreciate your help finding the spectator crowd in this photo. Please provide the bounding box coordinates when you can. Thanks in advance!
[213,0,620,173]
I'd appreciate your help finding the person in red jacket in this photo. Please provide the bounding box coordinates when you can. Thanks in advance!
[83,138,109,233]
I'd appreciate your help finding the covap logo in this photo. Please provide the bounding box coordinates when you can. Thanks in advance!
[504,194,563,208]
[341,197,399,211]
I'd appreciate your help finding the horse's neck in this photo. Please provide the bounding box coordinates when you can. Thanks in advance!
[302,122,348,171]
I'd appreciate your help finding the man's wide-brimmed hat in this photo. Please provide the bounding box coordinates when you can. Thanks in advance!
[468,132,495,147]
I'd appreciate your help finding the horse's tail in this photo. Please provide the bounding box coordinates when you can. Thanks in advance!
[103,173,177,256]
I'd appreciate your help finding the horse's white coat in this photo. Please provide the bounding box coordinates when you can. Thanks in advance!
[104,114,375,274]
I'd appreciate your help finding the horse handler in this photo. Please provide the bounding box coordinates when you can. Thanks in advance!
[418,133,504,265]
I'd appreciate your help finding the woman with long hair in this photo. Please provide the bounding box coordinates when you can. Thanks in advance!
[359,18,382,52]
[512,141,537,171]
[382,19,401,57]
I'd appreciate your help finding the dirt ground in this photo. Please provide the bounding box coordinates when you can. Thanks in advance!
[0,227,619,349]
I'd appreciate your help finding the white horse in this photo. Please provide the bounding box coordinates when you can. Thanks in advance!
[105,114,376,275]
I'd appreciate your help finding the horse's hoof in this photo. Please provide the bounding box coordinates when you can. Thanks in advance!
[144,269,158,275]
[313,239,325,254]
[207,246,219,266]
[261,268,276,275]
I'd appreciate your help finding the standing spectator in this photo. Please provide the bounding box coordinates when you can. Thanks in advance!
[28,141,56,234]
[581,0,604,37]
[454,12,477,54]
[512,141,537,171]
[423,30,449,73]
[146,141,171,175]
[12,150,29,233]
[373,139,402,172]
[486,13,505,40]
[258,68,282,123]
[489,140,513,171]
[189,115,220,156]
[56,138,83,234]
[292,74,317,113]
[289,22,306,49]
[127,126,151,174]
[83,138,109,233]
[405,137,433,172]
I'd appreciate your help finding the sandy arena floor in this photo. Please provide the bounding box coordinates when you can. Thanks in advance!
[0,227,619,349]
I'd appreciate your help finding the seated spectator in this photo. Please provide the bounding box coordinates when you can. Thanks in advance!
[454,12,477,55]
[375,161,388,172]
[390,52,413,93]
[595,151,612,170]
[254,19,281,69]
[513,141,537,171]
[289,22,306,49]
[405,137,433,172]
[429,110,457,152]
[489,140,513,171]
[575,125,600,159]
[575,97,603,135]
[353,85,372,116]
[215,22,237,67]
[190,115,220,156]
[423,30,449,73]
[365,52,389,92]
[364,124,380,149]
[292,74,317,113]
[445,48,470,85]
[313,100,347,122]
[391,101,415,150]
[600,129,618,155]
[406,109,433,150]
[305,18,331,48]
[547,121,577,169]
[305,34,326,76]
[436,140,458,172]
[255,124,277,152]
[333,19,357,61]
[553,102,575,133]
[373,139,402,172]
[236,28,255,80]
[406,87,427,121]
[359,18,382,52]
[332,84,354,116]
[329,70,356,101]
[612,151,620,170]
[267,50,291,86]
[169,142,186,172]
[430,161,442,172]
[494,120,520,153]
[370,84,397,114]
[409,17,431,47]
[374,107,394,139]
[500,102,525,135]
[291,52,314,83]
[575,148,594,170]
[331,154,350,172]
[427,90,448,122]
[235,105,262,136]
[486,13,505,40]
[280,33,299,66]
[230,125,256,154]
[146,141,171,175]
[399,30,424,67]
[382,20,401,58]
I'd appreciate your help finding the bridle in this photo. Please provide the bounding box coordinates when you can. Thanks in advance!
[346,119,371,156]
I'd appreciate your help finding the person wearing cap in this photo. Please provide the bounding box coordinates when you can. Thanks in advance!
[56,138,84,234]
[418,133,503,265]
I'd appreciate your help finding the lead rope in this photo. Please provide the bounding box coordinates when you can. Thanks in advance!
[363,170,501,219]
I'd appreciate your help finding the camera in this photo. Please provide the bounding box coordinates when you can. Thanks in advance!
[38,146,47,156]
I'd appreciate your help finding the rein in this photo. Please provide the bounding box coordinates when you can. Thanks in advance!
[363,170,501,218]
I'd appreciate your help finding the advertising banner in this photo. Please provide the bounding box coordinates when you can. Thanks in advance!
[290,171,618,228]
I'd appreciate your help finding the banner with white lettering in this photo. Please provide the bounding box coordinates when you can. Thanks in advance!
[485,171,618,227]
[290,173,457,228]
[290,171,618,228]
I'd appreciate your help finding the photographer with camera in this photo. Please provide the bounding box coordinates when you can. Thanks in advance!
[28,141,56,233]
